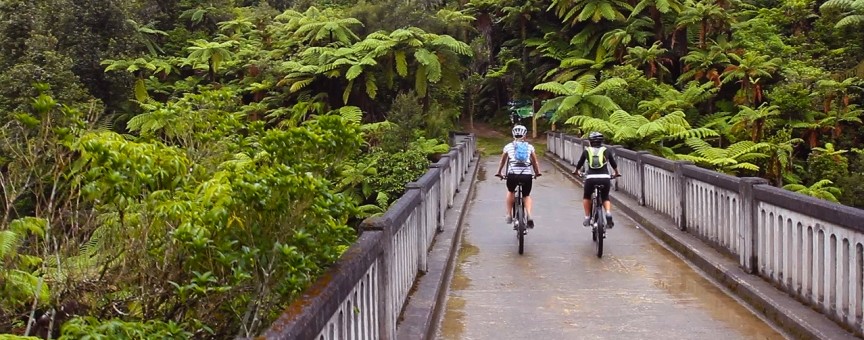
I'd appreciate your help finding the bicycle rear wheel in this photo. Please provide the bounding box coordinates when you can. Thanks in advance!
[515,199,525,254]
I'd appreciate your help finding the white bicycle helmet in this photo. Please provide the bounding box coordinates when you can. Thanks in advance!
[512,125,527,138]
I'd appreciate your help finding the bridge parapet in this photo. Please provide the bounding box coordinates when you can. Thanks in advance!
[257,133,477,340]
[548,131,864,336]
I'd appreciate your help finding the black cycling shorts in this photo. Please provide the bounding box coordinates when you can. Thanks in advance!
[584,177,611,200]
[506,174,533,196]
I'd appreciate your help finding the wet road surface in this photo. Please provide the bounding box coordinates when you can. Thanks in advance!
[435,157,785,340]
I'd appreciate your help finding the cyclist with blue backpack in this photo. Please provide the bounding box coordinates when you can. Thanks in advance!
[573,132,620,228]
[495,125,542,228]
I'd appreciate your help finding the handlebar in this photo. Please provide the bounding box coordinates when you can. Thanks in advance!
[573,172,621,179]
[495,173,541,180]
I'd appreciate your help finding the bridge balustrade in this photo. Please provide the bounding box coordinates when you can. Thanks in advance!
[547,132,864,335]
[258,133,476,340]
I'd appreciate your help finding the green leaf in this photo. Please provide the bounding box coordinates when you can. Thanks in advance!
[346,64,363,81]
[395,50,408,77]
[134,79,149,102]
[415,65,428,97]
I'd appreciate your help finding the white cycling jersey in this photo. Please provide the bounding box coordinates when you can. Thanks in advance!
[503,142,535,175]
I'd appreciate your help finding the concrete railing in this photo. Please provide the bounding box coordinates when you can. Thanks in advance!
[258,133,476,340]
[548,132,864,336]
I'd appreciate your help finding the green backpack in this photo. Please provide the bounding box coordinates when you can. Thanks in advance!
[586,146,607,169]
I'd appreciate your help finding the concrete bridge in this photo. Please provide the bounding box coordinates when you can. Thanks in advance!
[256,132,864,340]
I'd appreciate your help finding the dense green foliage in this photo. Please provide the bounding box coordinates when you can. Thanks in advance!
[0,0,459,338]
[462,0,864,205]
[2,0,863,337]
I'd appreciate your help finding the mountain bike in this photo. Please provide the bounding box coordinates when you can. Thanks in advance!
[496,173,540,254]
[586,174,621,258]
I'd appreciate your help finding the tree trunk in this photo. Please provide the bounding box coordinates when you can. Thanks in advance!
[651,7,664,42]
[521,18,528,65]
[468,93,475,131]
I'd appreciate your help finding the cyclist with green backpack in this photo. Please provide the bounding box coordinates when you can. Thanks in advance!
[573,132,620,228]
[495,125,542,228]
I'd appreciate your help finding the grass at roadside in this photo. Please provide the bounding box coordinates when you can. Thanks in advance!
[476,135,511,156]
[476,134,547,157]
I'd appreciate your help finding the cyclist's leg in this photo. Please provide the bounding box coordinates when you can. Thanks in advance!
[521,175,535,227]
[599,178,614,227]
[505,176,517,223]
[582,179,595,226]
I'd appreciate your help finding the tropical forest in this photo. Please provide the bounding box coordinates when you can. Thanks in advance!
[0,0,862,338]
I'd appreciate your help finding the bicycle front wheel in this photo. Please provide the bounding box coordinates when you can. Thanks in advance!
[593,204,605,258]
[592,200,606,258]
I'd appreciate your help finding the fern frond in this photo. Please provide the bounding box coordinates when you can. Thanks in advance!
[431,35,472,56]
[820,0,860,10]
[9,217,46,237]
[675,154,710,164]
[575,74,599,89]
[726,141,769,157]
[533,82,571,95]
[665,127,719,140]
[560,58,595,68]
[685,138,725,159]
[564,115,616,135]
[835,14,864,28]
[0,230,20,260]
[810,179,835,189]
[636,121,666,138]
[590,77,627,93]
[365,73,378,99]
[783,183,807,191]
[289,78,314,92]
[729,162,761,171]
[339,106,363,123]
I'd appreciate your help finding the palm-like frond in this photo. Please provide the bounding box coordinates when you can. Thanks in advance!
[533,82,571,95]
[0,230,19,261]
[665,127,719,140]
[783,179,843,202]
[836,14,864,27]
[820,0,864,27]
[430,35,473,56]
[683,138,769,174]
[338,106,363,124]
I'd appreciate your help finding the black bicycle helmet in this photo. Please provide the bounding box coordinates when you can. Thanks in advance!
[588,131,604,146]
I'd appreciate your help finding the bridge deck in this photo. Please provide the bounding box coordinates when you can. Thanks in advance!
[435,157,785,339]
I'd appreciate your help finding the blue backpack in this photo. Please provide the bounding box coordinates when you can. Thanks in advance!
[514,141,530,163]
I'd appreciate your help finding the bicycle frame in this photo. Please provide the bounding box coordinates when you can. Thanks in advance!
[590,185,606,227]
[513,184,524,222]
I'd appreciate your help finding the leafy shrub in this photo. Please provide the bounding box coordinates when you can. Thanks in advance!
[365,148,430,205]
[59,317,192,340]
[381,91,424,152]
